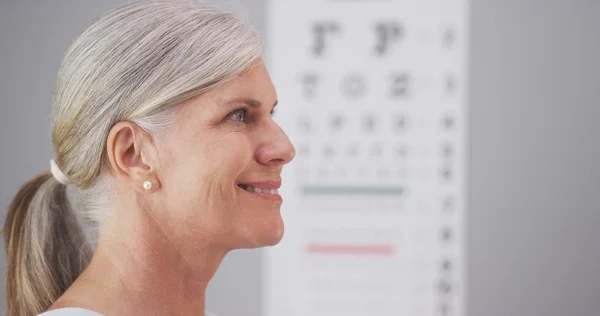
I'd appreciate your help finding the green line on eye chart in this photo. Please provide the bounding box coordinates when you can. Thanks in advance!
[301,185,403,196]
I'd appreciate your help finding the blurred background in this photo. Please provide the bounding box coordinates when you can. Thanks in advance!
[1,1,599,316]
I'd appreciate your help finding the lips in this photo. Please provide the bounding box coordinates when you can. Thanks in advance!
[237,184,279,195]
[236,180,283,201]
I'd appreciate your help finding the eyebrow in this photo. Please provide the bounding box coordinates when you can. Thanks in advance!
[223,98,278,110]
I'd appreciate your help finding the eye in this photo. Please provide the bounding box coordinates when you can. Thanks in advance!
[228,109,247,123]
[270,108,276,117]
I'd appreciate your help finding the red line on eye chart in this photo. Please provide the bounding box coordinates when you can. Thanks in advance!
[306,243,396,256]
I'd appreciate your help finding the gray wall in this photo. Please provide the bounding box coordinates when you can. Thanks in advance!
[469,1,600,315]
[1,1,599,316]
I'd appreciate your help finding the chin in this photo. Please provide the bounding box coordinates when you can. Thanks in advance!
[239,217,285,249]
[260,221,285,247]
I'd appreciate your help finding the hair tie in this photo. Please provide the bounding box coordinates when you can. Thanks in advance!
[50,159,70,185]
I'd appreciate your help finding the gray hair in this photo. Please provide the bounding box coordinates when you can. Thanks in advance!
[4,1,263,315]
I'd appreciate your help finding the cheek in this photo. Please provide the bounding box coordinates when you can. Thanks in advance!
[204,133,253,181]
[217,134,253,171]
[163,130,251,175]
[159,132,253,211]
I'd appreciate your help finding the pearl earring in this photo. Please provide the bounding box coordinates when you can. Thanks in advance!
[143,180,152,191]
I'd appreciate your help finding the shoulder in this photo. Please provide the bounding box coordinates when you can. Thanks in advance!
[38,308,103,316]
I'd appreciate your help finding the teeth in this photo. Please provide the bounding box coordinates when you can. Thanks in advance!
[239,184,278,195]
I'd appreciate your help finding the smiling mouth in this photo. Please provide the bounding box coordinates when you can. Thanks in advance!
[237,184,279,195]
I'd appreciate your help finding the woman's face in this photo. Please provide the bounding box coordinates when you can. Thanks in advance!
[154,58,295,250]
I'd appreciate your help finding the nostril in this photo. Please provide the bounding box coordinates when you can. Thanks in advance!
[269,158,286,165]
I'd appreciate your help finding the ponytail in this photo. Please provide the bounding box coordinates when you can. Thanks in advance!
[3,171,91,316]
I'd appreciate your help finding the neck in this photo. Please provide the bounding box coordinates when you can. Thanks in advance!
[56,199,228,316]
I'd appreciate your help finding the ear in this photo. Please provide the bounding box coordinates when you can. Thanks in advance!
[106,121,160,194]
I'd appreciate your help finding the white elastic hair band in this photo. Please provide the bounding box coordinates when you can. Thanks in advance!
[50,159,70,185]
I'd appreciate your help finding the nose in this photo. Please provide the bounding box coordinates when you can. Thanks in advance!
[255,120,296,166]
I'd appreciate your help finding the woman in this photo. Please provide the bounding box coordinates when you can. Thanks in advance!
[3,1,295,315]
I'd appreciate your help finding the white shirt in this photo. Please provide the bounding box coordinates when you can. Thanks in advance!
[38,309,101,316]
[39,307,219,316]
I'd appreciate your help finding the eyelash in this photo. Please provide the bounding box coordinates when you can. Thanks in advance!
[227,107,276,123]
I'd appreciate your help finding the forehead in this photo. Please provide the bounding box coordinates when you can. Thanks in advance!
[173,59,276,123]
[211,60,276,106]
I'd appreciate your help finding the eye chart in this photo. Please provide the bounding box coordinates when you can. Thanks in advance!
[264,1,468,315]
